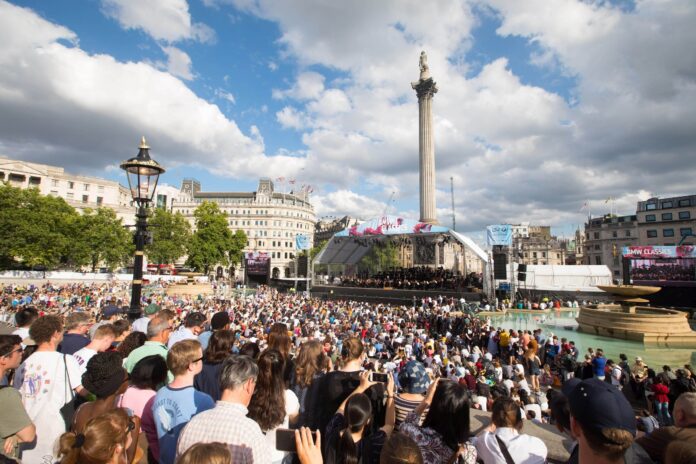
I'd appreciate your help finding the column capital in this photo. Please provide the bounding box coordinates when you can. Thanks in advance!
[411,77,438,99]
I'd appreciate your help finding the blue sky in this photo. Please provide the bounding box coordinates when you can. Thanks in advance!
[1,0,695,245]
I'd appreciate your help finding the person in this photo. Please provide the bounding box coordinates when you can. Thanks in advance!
[89,301,123,339]
[379,432,423,464]
[291,339,329,429]
[399,379,477,464]
[247,349,299,463]
[177,442,233,464]
[57,408,134,464]
[394,360,429,426]
[523,347,541,392]
[631,357,648,398]
[132,303,161,334]
[176,355,270,463]
[635,392,696,463]
[267,322,295,386]
[652,376,672,426]
[11,307,38,344]
[194,329,235,401]
[566,378,642,464]
[116,331,147,361]
[592,348,607,381]
[197,311,230,350]
[608,360,623,390]
[167,312,207,349]
[664,440,696,464]
[637,409,660,435]
[474,397,547,464]
[73,324,117,373]
[153,339,214,464]
[59,311,92,354]
[124,315,171,379]
[14,314,86,462]
[0,334,35,462]
[324,371,395,464]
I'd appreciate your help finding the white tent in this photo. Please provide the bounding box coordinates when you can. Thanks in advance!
[513,264,612,292]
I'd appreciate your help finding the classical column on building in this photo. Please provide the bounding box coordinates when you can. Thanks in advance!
[412,51,439,225]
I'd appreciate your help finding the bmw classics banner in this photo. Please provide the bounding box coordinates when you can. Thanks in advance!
[486,224,512,246]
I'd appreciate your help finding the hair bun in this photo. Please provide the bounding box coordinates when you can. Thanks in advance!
[73,433,85,448]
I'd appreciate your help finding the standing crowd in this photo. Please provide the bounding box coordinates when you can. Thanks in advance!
[0,282,695,464]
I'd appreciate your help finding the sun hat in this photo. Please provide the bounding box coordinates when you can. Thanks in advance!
[398,360,430,394]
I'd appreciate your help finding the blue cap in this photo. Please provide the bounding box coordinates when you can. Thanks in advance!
[566,378,636,435]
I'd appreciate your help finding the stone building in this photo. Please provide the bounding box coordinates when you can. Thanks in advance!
[172,178,316,280]
[583,214,638,280]
[511,224,568,266]
[314,216,359,244]
[0,157,134,222]
[636,195,695,246]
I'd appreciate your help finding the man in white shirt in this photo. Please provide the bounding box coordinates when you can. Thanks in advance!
[608,360,624,390]
[72,324,116,374]
[176,355,270,463]
[474,397,547,464]
[168,312,207,349]
[11,308,38,345]
[132,303,161,334]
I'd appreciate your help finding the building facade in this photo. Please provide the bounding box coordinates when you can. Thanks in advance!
[172,178,316,280]
[511,224,567,266]
[636,195,695,246]
[0,157,134,223]
[583,214,638,280]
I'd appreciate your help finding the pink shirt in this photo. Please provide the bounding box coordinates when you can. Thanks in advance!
[118,386,156,421]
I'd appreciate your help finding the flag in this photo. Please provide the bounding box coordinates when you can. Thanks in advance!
[579,201,588,212]
[604,197,612,204]
[275,176,285,182]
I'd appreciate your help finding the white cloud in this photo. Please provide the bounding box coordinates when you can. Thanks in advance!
[215,89,236,104]
[101,0,215,43]
[276,106,307,130]
[161,46,194,80]
[313,190,387,220]
[273,71,325,100]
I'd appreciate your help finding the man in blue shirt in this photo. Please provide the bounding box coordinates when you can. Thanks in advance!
[591,348,607,381]
[152,339,214,464]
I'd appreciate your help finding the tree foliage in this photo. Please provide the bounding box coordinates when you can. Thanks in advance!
[146,208,191,265]
[72,208,133,272]
[359,240,400,274]
[186,202,247,274]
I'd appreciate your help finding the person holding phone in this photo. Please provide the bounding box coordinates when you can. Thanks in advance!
[324,371,395,464]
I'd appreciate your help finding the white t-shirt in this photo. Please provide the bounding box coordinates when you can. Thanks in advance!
[132,316,150,334]
[72,347,98,374]
[611,366,623,386]
[14,351,82,462]
[265,389,300,464]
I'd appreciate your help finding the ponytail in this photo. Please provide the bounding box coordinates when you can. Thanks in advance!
[57,432,80,464]
[337,394,372,464]
[339,426,359,464]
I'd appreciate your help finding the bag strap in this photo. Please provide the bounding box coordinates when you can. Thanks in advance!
[63,354,75,401]
[495,435,516,464]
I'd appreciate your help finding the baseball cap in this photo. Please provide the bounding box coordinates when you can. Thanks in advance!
[103,305,122,318]
[566,378,636,435]
[144,303,161,315]
[398,360,430,394]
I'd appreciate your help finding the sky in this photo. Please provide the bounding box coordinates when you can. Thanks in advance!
[1,0,695,245]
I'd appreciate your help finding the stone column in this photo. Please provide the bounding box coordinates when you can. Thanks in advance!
[412,54,438,224]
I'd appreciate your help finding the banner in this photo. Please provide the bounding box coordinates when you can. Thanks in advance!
[295,234,311,250]
[245,252,270,275]
[622,246,696,259]
[486,224,512,246]
[334,215,449,237]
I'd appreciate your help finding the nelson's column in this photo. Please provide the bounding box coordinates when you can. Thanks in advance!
[412,51,438,225]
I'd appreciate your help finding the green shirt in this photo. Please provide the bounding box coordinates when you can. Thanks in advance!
[0,387,32,459]
[125,341,173,382]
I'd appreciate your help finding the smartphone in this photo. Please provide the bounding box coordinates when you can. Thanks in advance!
[276,428,318,452]
[370,372,389,383]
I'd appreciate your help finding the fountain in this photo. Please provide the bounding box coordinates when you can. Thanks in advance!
[576,285,696,346]
[165,271,213,296]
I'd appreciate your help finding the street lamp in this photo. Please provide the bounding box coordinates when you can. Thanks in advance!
[120,137,165,320]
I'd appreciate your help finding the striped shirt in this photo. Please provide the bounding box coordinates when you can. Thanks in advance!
[176,401,270,464]
[394,394,426,426]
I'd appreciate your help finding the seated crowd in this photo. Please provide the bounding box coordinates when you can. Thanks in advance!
[338,267,483,291]
[0,283,695,464]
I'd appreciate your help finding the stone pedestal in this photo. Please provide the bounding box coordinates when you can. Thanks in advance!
[412,74,438,224]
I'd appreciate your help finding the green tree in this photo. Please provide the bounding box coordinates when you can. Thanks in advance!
[359,240,400,274]
[186,201,243,274]
[146,208,191,265]
[0,183,79,269]
[309,239,327,261]
[72,208,133,272]
[228,229,248,266]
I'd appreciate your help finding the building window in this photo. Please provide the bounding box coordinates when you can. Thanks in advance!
[662,213,673,221]
[593,232,599,239]
[595,256,602,265]
[625,230,631,237]
[82,195,88,203]
[98,185,104,191]
[68,181,74,189]
[612,231,617,238]
[51,179,59,187]
[66,192,74,199]
[647,230,657,238]
[663,229,674,237]
[646,203,657,210]
[679,211,691,220]
[681,228,693,236]
[646,214,656,222]
[83,183,89,191]
[678,199,691,207]
[662,201,673,208]
[594,244,600,250]
[96,197,103,205]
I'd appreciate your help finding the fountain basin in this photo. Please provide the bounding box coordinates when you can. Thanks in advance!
[577,304,696,346]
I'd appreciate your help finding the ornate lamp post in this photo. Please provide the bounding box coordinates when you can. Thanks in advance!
[120,137,165,320]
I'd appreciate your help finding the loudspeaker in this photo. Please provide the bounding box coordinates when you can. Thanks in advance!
[517,263,527,282]
[493,253,507,279]
[298,256,308,277]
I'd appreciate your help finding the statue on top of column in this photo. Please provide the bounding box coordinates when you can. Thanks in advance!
[419,51,430,80]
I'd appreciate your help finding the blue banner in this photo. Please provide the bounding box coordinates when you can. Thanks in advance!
[295,234,311,250]
[486,224,512,246]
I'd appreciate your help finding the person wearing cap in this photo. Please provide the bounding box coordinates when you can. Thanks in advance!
[88,302,122,339]
[636,392,696,463]
[58,311,92,355]
[566,378,652,464]
[198,311,230,350]
[631,357,648,399]
[0,334,35,461]
[168,311,207,349]
[395,360,429,426]
[132,302,161,334]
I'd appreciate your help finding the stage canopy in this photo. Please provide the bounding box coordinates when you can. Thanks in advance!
[314,215,488,266]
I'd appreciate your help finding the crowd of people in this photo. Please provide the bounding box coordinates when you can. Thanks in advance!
[0,281,695,464]
[337,267,483,291]
[630,263,696,282]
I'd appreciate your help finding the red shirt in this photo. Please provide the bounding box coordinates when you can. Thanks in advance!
[652,383,669,403]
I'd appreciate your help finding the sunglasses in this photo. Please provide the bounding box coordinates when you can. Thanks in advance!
[127,419,136,432]
[191,356,203,364]
[2,347,23,357]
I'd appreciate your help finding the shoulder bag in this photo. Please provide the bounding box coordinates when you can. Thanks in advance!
[59,354,77,430]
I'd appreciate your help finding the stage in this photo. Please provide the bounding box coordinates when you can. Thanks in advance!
[310,284,482,305]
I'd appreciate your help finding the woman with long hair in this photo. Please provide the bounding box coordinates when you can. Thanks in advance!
[324,371,395,464]
[247,349,300,464]
[116,332,147,361]
[292,339,330,428]
[523,347,541,392]
[267,322,295,385]
[399,379,477,464]
[194,329,235,401]
[58,409,134,464]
